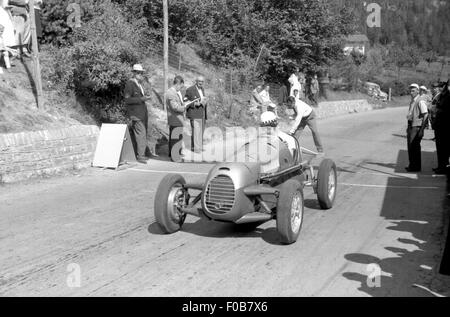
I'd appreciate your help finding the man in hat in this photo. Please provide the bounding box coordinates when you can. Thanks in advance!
[124,64,152,164]
[405,83,429,172]
[419,85,432,129]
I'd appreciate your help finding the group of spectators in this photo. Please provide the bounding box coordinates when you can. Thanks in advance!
[249,69,321,119]
[124,64,208,164]
[0,0,42,74]
[405,81,450,177]
[250,68,324,155]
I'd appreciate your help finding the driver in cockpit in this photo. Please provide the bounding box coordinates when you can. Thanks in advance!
[260,111,297,158]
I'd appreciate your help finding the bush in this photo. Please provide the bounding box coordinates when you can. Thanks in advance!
[380,76,432,96]
[43,0,153,123]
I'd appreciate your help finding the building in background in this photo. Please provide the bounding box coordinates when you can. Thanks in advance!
[344,34,370,56]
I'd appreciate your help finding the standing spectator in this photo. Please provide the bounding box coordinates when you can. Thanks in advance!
[299,72,306,100]
[8,0,30,54]
[419,86,432,129]
[310,74,320,106]
[259,84,278,115]
[286,96,324,154]
[405,84,429,173]
[0,2,16,70]
[288,68,301,97]
[167,75,187,162]
[185,76,208,154]
[430,82,443,131]
[124,64,151,164]
[433,80,450,175]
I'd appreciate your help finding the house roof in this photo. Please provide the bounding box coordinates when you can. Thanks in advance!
[346,34,370,43]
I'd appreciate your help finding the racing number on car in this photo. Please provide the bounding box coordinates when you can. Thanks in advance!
[226,302,268,312]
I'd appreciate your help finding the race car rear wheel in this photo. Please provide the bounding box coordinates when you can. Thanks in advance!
[154,174,188,234]
[317,159,337,210]
[276,179,304,245]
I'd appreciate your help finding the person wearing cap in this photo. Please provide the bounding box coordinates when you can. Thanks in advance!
[260,111,296,157]
[433,80,450,175]
[286,96,324,154]
[124,64,152,164]
[257,111,297,173]
[419,85,432,129]
[184,76,208,154]
[405,83,429,172]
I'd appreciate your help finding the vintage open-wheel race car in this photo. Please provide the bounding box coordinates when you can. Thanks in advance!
[154,132,337,244]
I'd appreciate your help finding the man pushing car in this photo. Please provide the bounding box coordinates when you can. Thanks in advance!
[286,96,324,154]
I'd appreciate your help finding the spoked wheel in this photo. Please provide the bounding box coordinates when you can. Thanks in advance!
[276,179,304,245]
[154,174,188,233]
[317,159,337,210]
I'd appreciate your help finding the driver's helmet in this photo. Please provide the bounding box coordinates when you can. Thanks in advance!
[260,111,278,128]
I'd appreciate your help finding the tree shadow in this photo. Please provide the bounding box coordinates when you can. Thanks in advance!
[342,150,449,296]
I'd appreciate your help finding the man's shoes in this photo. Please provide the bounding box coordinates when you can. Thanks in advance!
[405,167,421,173]
[433,168,447,175]
[137,156,148,164]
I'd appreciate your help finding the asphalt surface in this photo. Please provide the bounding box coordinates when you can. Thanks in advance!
[1,106,449,297]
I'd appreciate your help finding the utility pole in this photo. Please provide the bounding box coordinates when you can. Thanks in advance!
[29,0,43,108]
[163,0,169,111]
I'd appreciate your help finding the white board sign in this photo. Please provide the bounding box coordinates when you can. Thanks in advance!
[92,124,136,169]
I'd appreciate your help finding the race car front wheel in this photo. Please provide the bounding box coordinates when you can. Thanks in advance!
[317,159,337,209]
[276,179,304,245]
[154,174,188,234]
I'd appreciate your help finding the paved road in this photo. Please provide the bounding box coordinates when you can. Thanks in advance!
[1,107,449,297]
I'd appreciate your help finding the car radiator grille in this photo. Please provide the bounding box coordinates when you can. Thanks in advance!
[205,175,236,214]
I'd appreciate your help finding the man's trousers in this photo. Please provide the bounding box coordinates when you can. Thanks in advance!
[293,110,324,152]
[169,126,184,162]
[407,125,423,171]
[190,119,205,153]
[131,118,148,159]
[435,126,450,171]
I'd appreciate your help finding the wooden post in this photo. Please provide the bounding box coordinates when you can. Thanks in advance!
[29,0,43,108]
[254,44,265,72]
[163,0,169,111]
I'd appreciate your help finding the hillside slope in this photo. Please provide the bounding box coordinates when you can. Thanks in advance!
[0,58,95,134]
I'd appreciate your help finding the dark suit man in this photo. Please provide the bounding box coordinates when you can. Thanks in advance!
[433,81,450,175]
[185,76,208,153]
[167,76,186,162]
[124,64,151,164]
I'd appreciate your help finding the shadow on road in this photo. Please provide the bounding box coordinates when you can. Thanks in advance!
[149,219,285,246]
[343,150,449,296]
[182,219,284,246]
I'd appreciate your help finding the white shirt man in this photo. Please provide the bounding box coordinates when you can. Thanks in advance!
[288,73,302,97]
[286,96,324,153]
[289,98,313,135]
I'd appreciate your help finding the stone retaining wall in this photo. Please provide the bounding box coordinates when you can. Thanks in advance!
[0,126,99,184]
[315,99,374,119]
